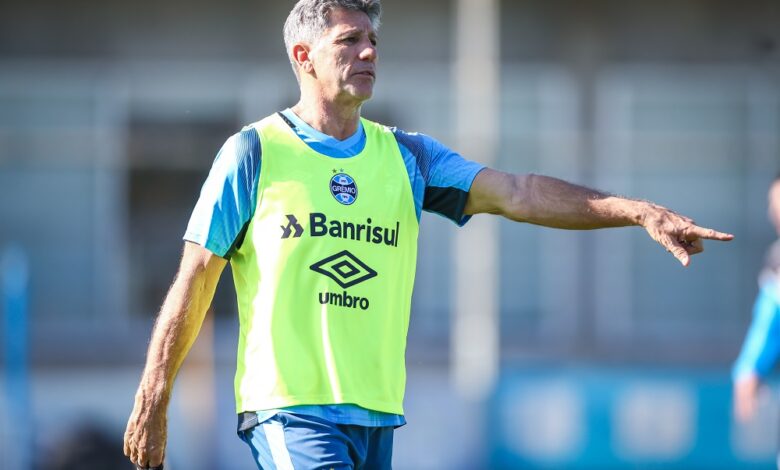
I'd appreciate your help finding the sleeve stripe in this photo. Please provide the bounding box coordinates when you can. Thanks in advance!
[392,129,432,184]
[423,186,470,224]
[224,128,261,259]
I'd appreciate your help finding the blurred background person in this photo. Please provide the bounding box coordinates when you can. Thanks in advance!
[733,177,780,427]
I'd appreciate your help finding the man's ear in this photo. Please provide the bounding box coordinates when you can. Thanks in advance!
[292,43,314,74]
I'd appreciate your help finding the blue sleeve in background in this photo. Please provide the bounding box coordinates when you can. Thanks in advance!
[733,285,780,380]
[183,128,261,258]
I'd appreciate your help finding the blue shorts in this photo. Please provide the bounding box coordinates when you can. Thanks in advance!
[238,412,394,470]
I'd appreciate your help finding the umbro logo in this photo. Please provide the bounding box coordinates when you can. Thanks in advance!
[309,250,377,289]
[280,214,304,239]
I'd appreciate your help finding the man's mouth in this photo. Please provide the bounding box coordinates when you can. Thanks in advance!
[353,70,375,79]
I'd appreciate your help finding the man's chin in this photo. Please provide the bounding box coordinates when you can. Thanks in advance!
[356,91,373,102]
[345,88,374,104]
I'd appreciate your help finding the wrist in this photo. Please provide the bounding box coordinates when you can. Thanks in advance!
[605,197,648,227]
[139,375,172,406]
[631,199,656,228]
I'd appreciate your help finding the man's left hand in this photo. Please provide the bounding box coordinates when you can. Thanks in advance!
[641,203,734,266]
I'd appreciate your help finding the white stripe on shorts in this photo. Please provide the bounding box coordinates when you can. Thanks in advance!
[262,421,295,470]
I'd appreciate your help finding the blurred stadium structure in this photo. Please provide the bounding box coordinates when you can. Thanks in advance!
[1,0,779,468]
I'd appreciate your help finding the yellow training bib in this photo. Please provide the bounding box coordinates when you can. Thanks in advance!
[230,113,419,415]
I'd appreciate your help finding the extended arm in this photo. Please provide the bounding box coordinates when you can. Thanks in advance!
[124,241,227,469]
[465,169,733,266]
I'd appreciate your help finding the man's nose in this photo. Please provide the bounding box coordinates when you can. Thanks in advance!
[359,42,377,61]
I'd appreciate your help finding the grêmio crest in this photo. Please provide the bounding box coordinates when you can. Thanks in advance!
[330,172,357,205]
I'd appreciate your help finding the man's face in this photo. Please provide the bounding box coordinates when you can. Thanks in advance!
[307,8,378,104]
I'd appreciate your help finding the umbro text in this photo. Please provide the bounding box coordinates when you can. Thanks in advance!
[318,291,370,310]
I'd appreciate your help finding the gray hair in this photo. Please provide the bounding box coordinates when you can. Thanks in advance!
[283,0,382,81]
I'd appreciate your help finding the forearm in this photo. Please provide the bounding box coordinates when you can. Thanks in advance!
[506,174,648,230]
[139,278,208,402]
[137,246,224,404]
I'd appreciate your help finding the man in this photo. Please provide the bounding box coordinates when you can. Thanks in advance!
[733,177,780,436]
[123,0,733,468]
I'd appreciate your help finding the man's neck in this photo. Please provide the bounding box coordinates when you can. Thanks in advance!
[290,96,362,141]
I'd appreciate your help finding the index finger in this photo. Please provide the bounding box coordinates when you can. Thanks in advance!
[686,225,734,241]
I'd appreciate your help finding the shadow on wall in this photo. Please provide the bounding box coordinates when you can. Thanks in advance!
[36,421,134,470]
